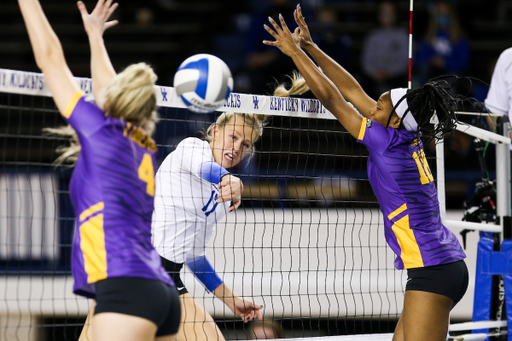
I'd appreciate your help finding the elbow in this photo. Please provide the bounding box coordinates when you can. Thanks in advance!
[315,91,337,111]
[34,42,66,72]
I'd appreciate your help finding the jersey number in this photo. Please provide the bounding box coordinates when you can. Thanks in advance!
[202,190,219,217]
[138,153,155,196]
[413,150,434,185]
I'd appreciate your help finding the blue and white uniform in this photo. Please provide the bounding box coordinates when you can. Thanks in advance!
[152,137,230,291]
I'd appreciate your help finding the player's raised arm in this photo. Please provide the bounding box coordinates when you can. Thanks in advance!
[293,4,376,117]
[263,15,362,138]
[18,0,80,115]
[77,0,118,109]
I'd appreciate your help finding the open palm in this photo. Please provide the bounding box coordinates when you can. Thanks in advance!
[77,0,118,37]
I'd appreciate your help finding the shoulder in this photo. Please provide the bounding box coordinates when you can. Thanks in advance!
[500,47,512,59]
[75,95,103,114]
[177,137,209,150]
[359,118,414,152]
[175,137,213,163]
[497,48,512,68]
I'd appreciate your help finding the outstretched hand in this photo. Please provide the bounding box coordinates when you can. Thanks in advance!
[293,4,314,48]
[263,13,301,57]
[77,0,118,38]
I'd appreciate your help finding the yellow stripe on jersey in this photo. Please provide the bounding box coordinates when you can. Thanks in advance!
[63,90,85,119]
[357,118,367,141]
[387,203,407,221]
[80,214,107,283]
[388,204,424,269]
[79,202,104,222]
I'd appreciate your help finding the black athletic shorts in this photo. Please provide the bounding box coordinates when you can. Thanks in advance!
[161,256,188,296]
[94,277,181,337]
[406,260,469,305]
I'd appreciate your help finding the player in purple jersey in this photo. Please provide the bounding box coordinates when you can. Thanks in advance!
[18,0,180,340]
[264,5,471,341]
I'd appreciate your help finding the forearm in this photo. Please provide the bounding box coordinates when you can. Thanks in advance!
[18,0,65,70]
[87,34,116,104]
[185,255,223,293]
[289,49,344,111]
[289,49,362,137]
[212,283,236,305]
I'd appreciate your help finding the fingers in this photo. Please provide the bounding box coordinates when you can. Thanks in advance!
[104,20,119,30]
[263,24,278,39]
[296,3,305,21]
[106,2,118,20]
[228,200,241,212]
[255,308,263,320]
[93,0,104,13]
[77,1,88,17]
[267,16,282,34]
[277,13,292,34]
[295,4,307,27]
[244,304,263,322]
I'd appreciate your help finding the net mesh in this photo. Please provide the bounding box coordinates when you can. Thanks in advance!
[0,68,481,341]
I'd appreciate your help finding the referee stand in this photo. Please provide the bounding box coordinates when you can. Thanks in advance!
[470,117,512,341]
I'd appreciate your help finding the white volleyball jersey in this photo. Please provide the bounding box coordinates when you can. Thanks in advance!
[485,47,512,117]
[152,137,230,263]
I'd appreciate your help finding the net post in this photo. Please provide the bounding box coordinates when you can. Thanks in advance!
[496,117,512,340]
[470,117,512,339]
[495,117,511,231]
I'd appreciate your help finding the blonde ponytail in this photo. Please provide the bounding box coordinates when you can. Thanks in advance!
[273,70,310,97]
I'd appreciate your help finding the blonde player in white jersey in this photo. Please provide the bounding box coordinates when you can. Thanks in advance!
[151,112,264,341]
[152,72,308,341]
[485,47,512,139]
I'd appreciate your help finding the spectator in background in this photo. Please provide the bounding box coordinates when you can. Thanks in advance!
[244,0,297,94]
[415,0,470,85]
[310,7,352,73]
[361,1,409,99]
[485,47,512,135]
[496,0,512,26]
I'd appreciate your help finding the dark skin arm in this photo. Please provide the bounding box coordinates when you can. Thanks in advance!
[263,14,362,138]
[293,5,376,118]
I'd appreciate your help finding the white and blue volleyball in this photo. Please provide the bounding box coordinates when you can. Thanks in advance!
[174,54,233,114]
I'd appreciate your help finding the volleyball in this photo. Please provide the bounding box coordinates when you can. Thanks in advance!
[173,53,233,114]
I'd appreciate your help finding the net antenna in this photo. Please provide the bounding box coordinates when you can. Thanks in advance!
[408,0,413,90]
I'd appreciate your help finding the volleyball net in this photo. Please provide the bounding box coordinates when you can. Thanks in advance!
[0,68,510,341]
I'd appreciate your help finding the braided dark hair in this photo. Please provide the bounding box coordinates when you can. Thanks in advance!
[396,75,487,142]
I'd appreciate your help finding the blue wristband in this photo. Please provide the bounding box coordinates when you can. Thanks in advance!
[185,255,223,292]
[198,161,230,184]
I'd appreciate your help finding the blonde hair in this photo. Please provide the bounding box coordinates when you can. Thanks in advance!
[46,63,158,166]
[201,71,309,155]
[203,112,267,155]
[273,70,310,97]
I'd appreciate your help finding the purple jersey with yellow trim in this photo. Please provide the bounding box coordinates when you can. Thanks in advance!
[357,117,465,270]
[63,91,174,298]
